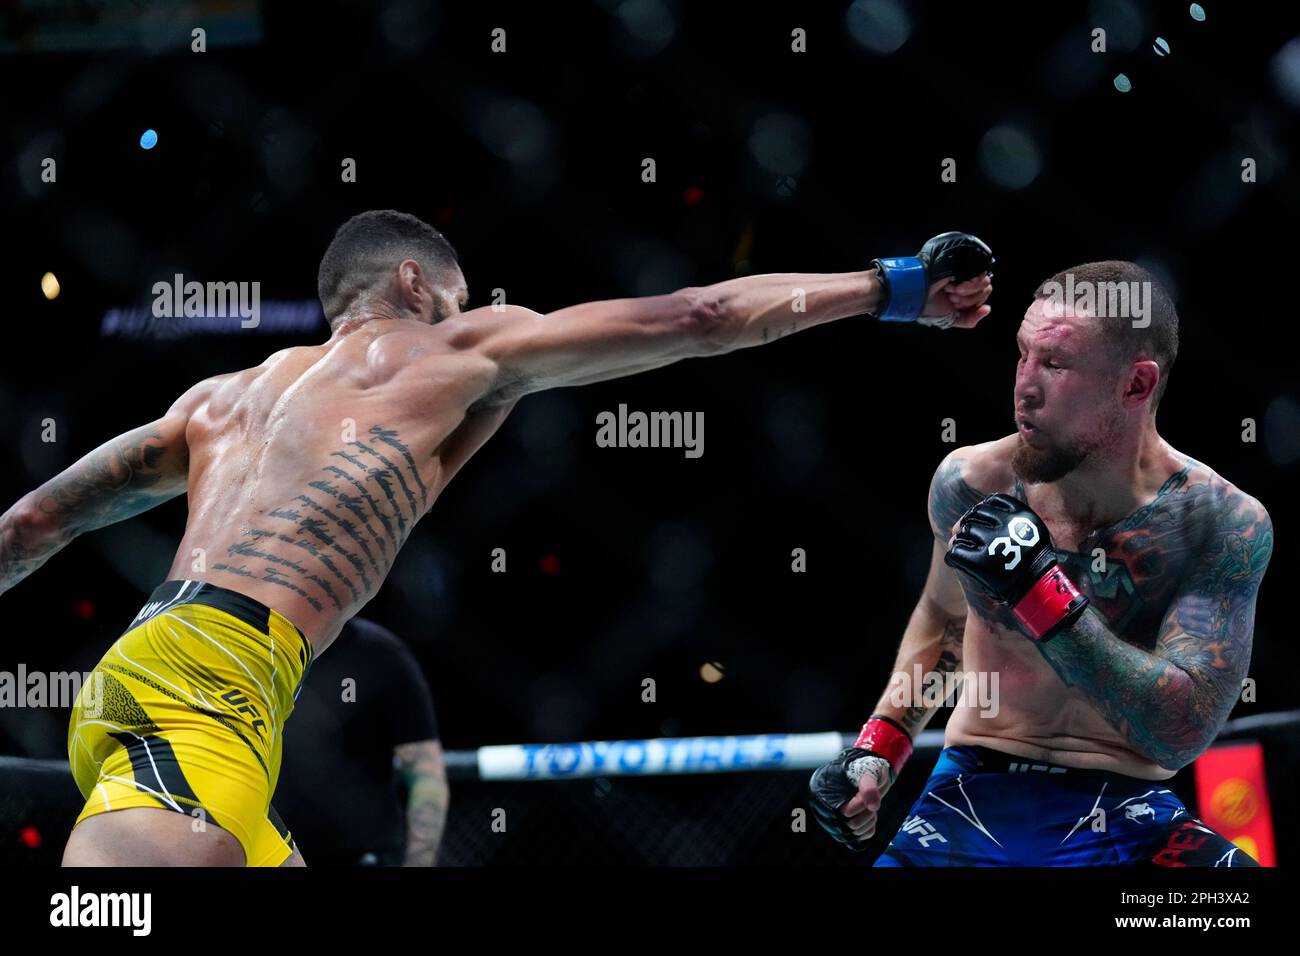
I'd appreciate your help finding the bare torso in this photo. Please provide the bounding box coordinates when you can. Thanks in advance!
[941,436,1230,780]
[167,317,507,654]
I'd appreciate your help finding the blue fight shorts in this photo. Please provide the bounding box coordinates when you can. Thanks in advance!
[874,746,1259,867]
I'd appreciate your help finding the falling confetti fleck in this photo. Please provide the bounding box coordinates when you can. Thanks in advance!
[1114,73,1133,92]
[139,128,158,149]
[1190,4,1206,22]
[1153,36,1170,56]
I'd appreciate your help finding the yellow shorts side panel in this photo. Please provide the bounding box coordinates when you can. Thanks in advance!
[67,597,307,866]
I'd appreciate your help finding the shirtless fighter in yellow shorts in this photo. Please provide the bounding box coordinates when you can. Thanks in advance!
[0,212,992,865]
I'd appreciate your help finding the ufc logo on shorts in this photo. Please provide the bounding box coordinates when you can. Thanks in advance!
[221,689,267,736]
[1008,763,1066,773]
[901,814,948,847]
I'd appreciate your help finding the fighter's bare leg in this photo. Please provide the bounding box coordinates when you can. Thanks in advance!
[62,807,246,866]
[279,846,306,867]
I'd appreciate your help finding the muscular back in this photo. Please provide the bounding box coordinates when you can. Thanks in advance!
[169,318,508,652]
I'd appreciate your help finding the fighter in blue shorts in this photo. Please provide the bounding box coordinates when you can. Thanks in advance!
[869,744,1254,866]
[809,260,1271,866]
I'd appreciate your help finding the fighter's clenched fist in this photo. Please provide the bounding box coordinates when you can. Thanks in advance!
[944,493,1090,642]
[872,231,995,329]
[809,716,913,850]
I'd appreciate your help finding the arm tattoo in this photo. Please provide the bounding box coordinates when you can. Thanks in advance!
[0,423,186,593]
[1036,491,1272,769]
[874,456,982,737]
[927,455,984,539]
[38,425,181,528]
[0,511,65,593]
[928,455,1018,629]
[395,740,450,866]
[897,621,963,736]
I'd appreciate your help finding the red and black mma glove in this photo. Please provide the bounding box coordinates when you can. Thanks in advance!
[871,231,995,327]
[944,493,1089,642]
[808,716,913,850]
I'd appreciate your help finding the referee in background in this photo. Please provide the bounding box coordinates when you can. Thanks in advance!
[276,617,448,866]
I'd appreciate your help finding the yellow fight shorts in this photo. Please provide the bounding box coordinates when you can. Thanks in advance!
[67,579,314,866]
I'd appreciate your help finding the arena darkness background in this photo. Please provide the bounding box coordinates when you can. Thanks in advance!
[1,1,1297,865]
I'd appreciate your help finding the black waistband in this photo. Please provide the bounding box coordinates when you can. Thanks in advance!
[941,745,1172,786]
[129,579,314,669]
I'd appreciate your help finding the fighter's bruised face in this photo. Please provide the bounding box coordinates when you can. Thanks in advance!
[1011,299,1128,484]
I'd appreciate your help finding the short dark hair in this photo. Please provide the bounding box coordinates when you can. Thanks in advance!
[1032,260,1180,409]
[317,209,460,321]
